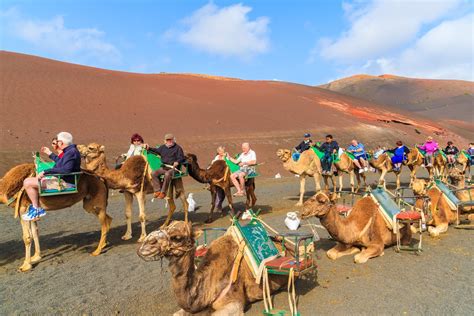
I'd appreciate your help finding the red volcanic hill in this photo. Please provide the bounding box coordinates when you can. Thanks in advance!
[0,51,468,175]
[320,74,474,137]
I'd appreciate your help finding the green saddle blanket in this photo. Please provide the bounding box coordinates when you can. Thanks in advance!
[142,149,162,171]
[311,146,324,159]
[35,152,55,173]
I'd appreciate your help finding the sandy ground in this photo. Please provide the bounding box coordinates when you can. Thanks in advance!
[1,171,473,315]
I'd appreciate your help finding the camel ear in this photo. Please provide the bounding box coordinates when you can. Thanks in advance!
[99,145,105,153]
[329,193,338,202]
[316,192,329,203]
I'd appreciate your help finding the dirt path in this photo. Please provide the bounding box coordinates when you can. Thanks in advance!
[1,171,473,315]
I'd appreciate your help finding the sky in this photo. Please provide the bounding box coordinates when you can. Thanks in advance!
[1,0,473,85]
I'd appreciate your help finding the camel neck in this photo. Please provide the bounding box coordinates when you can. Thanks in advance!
[188,159,210,183]
[319,205,345,242]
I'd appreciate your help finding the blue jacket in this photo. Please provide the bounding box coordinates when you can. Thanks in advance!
[45,145,81,182]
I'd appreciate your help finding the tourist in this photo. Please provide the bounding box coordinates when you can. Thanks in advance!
[444,141,459,168]
[386,140,409,172]
[146,133,185,199]
[316,134,339,175]
[227,143,257,196]
[418,136,439,167]
[22,132,81,221]
[347,139,368,173]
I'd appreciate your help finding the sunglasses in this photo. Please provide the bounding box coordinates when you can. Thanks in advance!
[52,142,57,145]
[132,139,142,142]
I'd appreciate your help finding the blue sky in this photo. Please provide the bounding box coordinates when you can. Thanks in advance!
[1,0,472,85]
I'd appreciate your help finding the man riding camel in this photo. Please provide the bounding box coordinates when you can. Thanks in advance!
[293,133,313,160]
[146,133,186,199]
[227,142,257,197]
[316,134,339,175]
[347,139,368,173]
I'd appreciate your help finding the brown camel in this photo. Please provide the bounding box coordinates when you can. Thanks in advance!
[448,168,474,218]
[333,151,367,192]
[301,192,411,263]
[137,221,287,315]
[185,154,256,223]
[277,149,335,206]
[406,147,432,185]
[78,143,188,238]
[412,179,457,236]
[0,163,111,272]
[368,151,403,189]
[457,151,472,180]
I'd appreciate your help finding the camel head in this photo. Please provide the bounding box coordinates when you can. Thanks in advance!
[186,153,198,165]
[78,143,106,170]
[276,149,291,162]
[406,148,419,166]
[301,191,337,219]
[448,168,464,186]
[412,179,429,196]
[137,221,201,261]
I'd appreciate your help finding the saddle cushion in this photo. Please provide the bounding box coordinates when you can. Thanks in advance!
[396,211,421,220]
[265,256,314,272]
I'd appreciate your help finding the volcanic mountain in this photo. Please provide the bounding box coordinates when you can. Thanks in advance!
[0,51,468,175]
[320,74,474,137]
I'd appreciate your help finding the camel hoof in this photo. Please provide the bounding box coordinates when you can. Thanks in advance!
[353,254,368,264]
[428,226,439,237]
[91,249,102,256]
[121,234,132,241]
[31,254,42,264]
[295,202,303,207]
[326,250,338,260]
[18,262,32,272]
[137,235,146,243]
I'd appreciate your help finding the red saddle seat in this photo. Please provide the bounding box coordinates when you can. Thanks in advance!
[265,256,314,272]
[195,246,208,258]
[396,211,422,220]
[337,205,351,214]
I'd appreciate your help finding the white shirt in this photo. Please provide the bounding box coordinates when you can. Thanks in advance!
[237,149,257,165]
[126,144,144,159]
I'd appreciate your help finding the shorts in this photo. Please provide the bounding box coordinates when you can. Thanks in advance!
[40,176,75,191]
[233,165,256,176]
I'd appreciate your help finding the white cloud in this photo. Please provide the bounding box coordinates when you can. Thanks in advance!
[315,0,462,62]
[1,8,120,63]
[169,3,270,58]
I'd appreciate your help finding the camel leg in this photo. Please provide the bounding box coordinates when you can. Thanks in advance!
[396,172,401,189]
[379,169,387,187]
[296,176,306,207]
[331,175,337,194]
[91,209,112,256]
[409,166,417,187]
[353,243,384,264]
[180,192,189,223]
[30,220,42,263]
[314,172,322,192]
[18,214,33,272]
[136,191,147,242]
[162,198,177,228]
[122,191,134,241]
[350,171,355,192]
[207,186,217,223]
[338,174,343,193]
[212,302,244,316]
[327,242,360,260]
[224,187,235,216]
[250,181,257,208]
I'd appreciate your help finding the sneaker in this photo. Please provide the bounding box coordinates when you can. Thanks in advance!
[22,205,39,221]
[421,164,425,168]
[364,167,369,172]
[37,207,46,218]
[358,169,364,174]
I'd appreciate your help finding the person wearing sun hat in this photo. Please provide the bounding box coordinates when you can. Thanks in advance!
[145,133,185,199]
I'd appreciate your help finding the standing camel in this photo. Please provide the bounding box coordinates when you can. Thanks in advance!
[186,153,256,222]
[333,151,367,192]
[368,152,403,189]
[78,143,188,239]
[0,163,111,272]
[277,148,336,206]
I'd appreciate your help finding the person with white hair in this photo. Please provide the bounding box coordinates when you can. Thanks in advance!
[22,132,81,221]
[227,142,257,197]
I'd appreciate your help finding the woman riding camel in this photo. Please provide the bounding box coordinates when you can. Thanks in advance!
[211,146,227,164]
[444,141,459,168]
[386,140,409,172]
[418,136,439,167]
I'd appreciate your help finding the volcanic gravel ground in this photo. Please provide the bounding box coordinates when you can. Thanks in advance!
[1,171,473,315]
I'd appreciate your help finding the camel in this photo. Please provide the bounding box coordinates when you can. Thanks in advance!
[448,168,474,218]
[368,151,403,189]
[412,179,458,236]
[457,151,472,180]
[137,221,287,315]
[406,147,446,185]
[333,151,367,192]
[78,143,188,240]
[185,154,256,223]
[277,149,336,206]
[0,163,111,272]
[301,192,411,263]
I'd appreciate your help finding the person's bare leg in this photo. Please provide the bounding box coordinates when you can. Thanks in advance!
[231,174,243,194]
[24,177,40,208]
[238,173,245,193]
[353,159,362,169]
